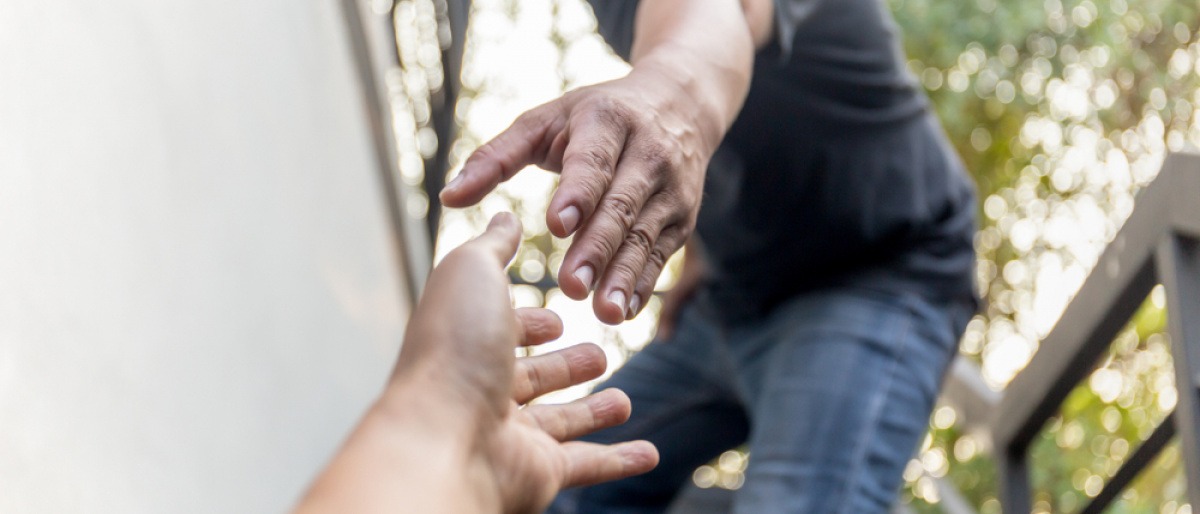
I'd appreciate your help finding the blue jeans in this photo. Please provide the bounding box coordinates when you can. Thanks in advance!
[548,287,972,514]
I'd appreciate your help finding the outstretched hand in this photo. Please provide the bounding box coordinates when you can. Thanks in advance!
[440,70,721,325]
[437,0,771,327]
[297,213,658,514]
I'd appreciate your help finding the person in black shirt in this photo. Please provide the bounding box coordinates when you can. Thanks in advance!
[443,0,977,511]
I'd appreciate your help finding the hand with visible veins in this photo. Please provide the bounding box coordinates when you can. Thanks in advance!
[440,0,774,325]
[296,213,658,514]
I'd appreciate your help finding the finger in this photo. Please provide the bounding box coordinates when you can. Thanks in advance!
[516,308,563,347]
[561,440,659,488]
[556,161,659,304]
[590,199,677,323]
[457,212,522,267]
[512,343,606,404]
[523,388,631,441]
[627,224,689,321]
[545,108,630,239]
[440,104,564,207]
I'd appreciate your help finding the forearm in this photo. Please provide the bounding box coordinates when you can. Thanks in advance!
[296,391,495,514]
[628,0,772,132]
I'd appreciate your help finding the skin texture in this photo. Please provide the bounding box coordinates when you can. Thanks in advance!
[440,0,775,325]
[296,213,659,514]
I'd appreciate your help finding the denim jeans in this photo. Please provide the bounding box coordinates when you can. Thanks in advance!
[548,286,973,514]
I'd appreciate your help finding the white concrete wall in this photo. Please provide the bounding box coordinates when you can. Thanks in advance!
[0,2,412,512]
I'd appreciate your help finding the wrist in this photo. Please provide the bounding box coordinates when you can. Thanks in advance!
[629,52,749,139]
[374,371,482,447]
[297,386,491,514]
[354,383,501,513]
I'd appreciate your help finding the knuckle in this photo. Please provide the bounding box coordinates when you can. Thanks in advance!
[666,223,694,247]
[628,105,654,127]
[472,141,513,172]
[646,246,670,272]
[659,188,701,221]
[573,230,620,266]
[575,178,608,206]
[584,98,635,137]
[578,146,616,174]
[468,141,498,164]
[602,193,639,230]
[587,96,626,121]
[641,141,671,168]
[624,226,655,255]
[523,362,543,395]
[588,235,622,264]
[627,167,659,192]
[606,259,642,288]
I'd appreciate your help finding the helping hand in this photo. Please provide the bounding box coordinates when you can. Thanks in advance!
[440,69,722,325]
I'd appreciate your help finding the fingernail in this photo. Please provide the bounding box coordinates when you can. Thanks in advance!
[443,171,465,192]
[628,293,641,319]
[558,205,580,233]
[608,290,626,313]
[573,265,595,292]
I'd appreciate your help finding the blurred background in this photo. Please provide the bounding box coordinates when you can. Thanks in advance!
[389,0,1200,512]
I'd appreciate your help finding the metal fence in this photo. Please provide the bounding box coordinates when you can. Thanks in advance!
[990,153,1200,513]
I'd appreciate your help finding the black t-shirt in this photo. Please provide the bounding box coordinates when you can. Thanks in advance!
[589,0,978,324]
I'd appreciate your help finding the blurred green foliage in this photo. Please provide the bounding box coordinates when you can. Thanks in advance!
[891,0,1200,511]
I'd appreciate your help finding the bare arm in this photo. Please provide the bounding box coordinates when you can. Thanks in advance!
[441,0,774,325]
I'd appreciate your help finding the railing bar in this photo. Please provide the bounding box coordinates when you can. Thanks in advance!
[934,476,980,514]
[1077,411,1176,514]
[941,357,999,435]
[1168,154,1200,239]
[1158,233,1200,507]
[993,175,1169,451]
[994,154,1200,512]
[997,448,1032,514]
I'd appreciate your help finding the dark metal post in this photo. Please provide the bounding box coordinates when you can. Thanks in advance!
[996,450,1032,514]
[424,0,469,239]
[1158,234,1200,506]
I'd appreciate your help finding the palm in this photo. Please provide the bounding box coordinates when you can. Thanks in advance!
[487,407,573,512]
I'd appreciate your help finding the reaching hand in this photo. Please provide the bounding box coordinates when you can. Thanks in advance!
[440,69,724,325]
[297,213,658,514]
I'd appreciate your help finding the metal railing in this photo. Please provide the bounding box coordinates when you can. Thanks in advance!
[992,152,1200,513]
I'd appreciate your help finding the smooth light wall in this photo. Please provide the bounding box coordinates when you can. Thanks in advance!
[0,1,411,512]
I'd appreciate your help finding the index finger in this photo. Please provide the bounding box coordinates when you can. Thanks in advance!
[440,104,564,208]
